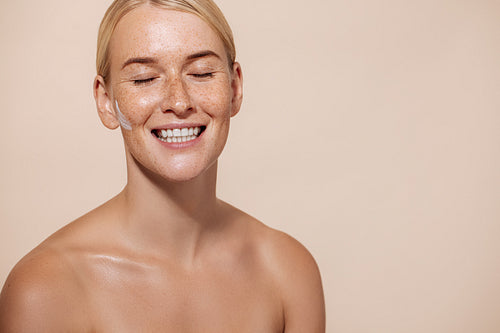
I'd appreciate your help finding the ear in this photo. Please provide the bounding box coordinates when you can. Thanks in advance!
[230,62,243,117]
[93,75,120,130]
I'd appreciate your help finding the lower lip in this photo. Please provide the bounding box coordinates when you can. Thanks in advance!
[152,131,204,149]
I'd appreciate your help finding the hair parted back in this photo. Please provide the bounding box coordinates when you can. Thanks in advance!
[96,0,236,82]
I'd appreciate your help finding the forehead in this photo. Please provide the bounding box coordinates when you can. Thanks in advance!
[109,5,225,64]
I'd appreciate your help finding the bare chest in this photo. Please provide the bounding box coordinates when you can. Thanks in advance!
[82,262,283,332]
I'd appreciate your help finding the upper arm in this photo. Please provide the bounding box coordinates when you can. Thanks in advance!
[267,232,326,333]
[0,251,85,332]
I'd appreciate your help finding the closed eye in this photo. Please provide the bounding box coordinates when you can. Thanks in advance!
[133,78,156,85]
[191,73,214,78]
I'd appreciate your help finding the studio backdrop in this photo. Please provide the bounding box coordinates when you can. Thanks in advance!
[1,0,499,332]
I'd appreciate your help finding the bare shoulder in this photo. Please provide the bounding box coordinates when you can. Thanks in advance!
[0,203,110,332]
[0,243,89,331]
[221,201,326,332]
[257,226,326,332]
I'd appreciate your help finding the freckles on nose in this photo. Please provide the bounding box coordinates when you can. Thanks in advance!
[161,76,192,112]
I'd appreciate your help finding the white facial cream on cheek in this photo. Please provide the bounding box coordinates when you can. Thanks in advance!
[115,101,132,130]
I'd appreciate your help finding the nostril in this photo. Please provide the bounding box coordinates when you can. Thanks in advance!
[161,101,193,114]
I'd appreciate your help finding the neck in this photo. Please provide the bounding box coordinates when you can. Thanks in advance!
[115,154,220,263]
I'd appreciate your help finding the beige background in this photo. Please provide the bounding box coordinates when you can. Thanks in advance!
[1,0,499,332]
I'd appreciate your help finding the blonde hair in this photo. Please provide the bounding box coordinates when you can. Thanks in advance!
[96,0,236,81]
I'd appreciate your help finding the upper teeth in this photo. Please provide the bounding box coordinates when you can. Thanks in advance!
[156,126,201,143]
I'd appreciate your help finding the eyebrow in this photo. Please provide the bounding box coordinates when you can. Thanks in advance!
[121,57,158,69]
[120,51,222,70]
[186,50,221,61]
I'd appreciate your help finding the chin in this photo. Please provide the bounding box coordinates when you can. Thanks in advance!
[130,153,218,184]
[166,155,218,181]
[160,169,206,183]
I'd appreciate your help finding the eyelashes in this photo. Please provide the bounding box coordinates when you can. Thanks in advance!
[133,78,156,85]
[191,72,214,79]
[132,73,215,86]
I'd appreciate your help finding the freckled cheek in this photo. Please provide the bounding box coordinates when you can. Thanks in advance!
[116,90,162,125]
[190,84,233,116]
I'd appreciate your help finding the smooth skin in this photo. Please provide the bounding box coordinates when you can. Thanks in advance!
[0,6,325,332]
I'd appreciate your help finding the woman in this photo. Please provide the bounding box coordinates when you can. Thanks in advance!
[0,0,325,331]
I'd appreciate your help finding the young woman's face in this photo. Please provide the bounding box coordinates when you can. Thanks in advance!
[96,5,242,182]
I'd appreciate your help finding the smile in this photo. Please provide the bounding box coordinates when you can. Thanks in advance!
[152,126,206,143]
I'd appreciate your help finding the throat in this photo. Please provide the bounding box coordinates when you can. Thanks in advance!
[115,186,221,265]
[121,163,219,225]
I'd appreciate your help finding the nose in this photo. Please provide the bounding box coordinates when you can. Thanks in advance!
[161,74,193,116]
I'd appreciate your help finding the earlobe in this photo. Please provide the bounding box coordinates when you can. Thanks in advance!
[230,62,243,117]
[93,75,120,130]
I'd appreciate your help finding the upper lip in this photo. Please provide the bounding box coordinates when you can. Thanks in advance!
[151,123,206,131]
